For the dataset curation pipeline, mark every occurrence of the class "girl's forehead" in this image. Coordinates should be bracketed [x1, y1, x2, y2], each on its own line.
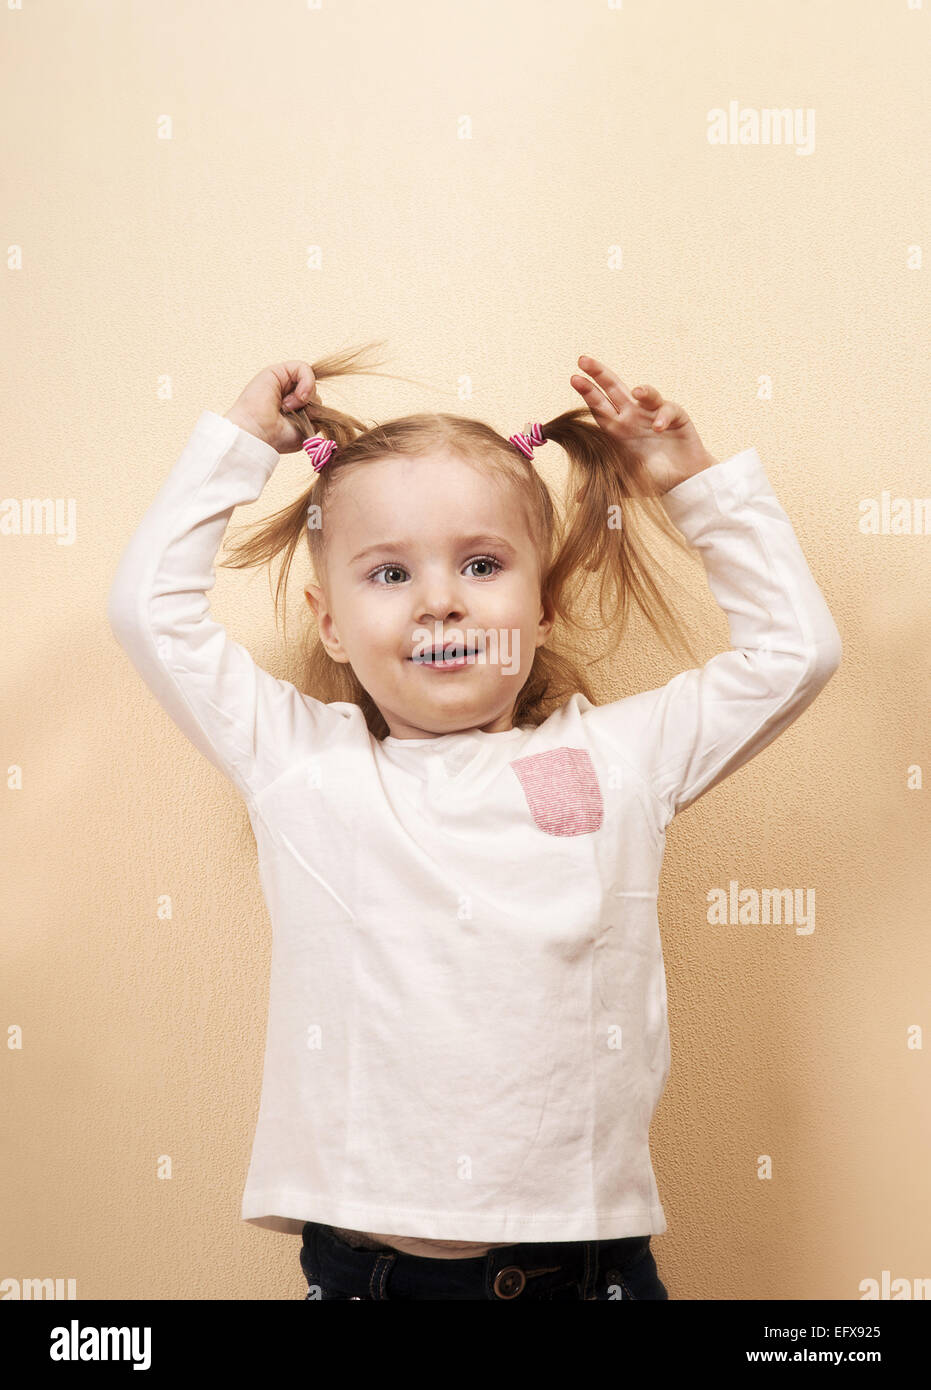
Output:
[324, 458, 534, 561]
[334, 451, 521, 509]
[358, 446, 499, 475]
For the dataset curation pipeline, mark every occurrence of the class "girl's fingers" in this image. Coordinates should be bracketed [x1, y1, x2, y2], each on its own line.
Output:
[574, 361, 685, 435]
[277, 359, 316, 409]
[577, 354, 635, 409]
[633, 384, 663, 406]
[653, 400, 685, 430]
[571, 374, 623, 426]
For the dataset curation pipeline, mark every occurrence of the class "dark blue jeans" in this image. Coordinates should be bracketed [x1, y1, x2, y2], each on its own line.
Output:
[300, 1221, 669, 1300]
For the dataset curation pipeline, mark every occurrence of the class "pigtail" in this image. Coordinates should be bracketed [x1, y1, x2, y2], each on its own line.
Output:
[219, 340, 423, 650]
[538, 408, 704, 670]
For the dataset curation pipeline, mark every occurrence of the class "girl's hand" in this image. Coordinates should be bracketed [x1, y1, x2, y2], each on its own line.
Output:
[570, 355, 717, 493]
[225, 361, 322, 454]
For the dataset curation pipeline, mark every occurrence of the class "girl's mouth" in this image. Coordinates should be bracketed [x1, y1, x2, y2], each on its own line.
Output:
[409, 647, 480, 669]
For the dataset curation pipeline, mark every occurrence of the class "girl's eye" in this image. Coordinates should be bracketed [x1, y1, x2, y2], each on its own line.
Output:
[465, 555, 503, 579]
[367, 554, 503, 585]
[368, 564, 408, 586]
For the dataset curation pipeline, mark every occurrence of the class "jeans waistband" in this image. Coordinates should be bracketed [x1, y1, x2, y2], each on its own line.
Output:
[304, 1220, 652, 1300]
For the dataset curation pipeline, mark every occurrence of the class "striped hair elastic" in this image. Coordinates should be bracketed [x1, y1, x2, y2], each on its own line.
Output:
[508, 422, 547, 459]
[302, 435, 337, 472]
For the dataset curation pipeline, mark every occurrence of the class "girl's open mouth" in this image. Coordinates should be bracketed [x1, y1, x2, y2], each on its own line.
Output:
[409, 648, 480, 669]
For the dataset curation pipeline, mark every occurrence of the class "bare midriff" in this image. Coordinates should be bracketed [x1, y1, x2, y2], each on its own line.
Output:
[331, 1227, 516, 1260]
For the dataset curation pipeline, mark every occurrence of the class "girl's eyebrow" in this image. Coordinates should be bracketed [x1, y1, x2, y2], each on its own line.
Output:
[349, 534, 518, 565]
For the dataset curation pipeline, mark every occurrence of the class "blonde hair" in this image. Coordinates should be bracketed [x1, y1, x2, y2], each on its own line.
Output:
[221, 341, 704, 741]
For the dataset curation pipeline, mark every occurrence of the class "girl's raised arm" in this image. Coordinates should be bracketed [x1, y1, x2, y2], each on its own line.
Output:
[106, 386, 349, 805]
[582, 445, 843, 829]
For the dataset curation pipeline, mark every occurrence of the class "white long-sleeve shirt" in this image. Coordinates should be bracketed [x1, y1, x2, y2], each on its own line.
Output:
[106, 410, 842, 1247]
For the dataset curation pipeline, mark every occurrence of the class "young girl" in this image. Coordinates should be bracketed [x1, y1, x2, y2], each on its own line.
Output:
[107, 347, 842, 1301]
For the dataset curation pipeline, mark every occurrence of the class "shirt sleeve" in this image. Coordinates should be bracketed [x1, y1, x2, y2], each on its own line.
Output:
[106, 409, 345, 802]
[581, 447, 843, 828]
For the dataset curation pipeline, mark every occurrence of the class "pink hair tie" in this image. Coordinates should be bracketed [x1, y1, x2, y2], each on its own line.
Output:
[508, 421, 546, 459]
[302, 435, 337, 472]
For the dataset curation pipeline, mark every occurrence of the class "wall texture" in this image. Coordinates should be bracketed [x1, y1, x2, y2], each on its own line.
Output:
[2, 0, 928, 1301]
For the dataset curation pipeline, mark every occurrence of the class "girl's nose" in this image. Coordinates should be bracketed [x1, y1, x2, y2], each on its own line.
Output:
[413, 577, 467, 625]
[415, 600, 465, 624]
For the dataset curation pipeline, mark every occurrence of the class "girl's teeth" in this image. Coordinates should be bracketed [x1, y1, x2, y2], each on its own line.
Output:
[415, 650, 475, 662]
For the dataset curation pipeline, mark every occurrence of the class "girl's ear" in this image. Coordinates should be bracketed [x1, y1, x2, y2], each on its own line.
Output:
[537, 590, 556, 642]
[304, 584, 321, 616]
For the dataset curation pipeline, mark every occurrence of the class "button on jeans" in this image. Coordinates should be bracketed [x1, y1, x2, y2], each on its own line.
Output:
[300, 1222, 669, 1300]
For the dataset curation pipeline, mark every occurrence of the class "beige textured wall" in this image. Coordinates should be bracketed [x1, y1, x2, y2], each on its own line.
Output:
[2, 0, 928, 1302]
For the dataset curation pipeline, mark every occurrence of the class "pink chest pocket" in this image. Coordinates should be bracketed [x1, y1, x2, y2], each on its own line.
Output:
[509, 746, 604, 836]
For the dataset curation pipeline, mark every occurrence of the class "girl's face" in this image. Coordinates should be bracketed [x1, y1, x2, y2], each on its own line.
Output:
[304, 450, 554, 740]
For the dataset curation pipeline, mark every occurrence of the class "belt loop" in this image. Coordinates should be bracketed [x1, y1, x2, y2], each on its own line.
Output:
[368, 1251, 397, 1300]
[582, 1241, 597, 1300]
